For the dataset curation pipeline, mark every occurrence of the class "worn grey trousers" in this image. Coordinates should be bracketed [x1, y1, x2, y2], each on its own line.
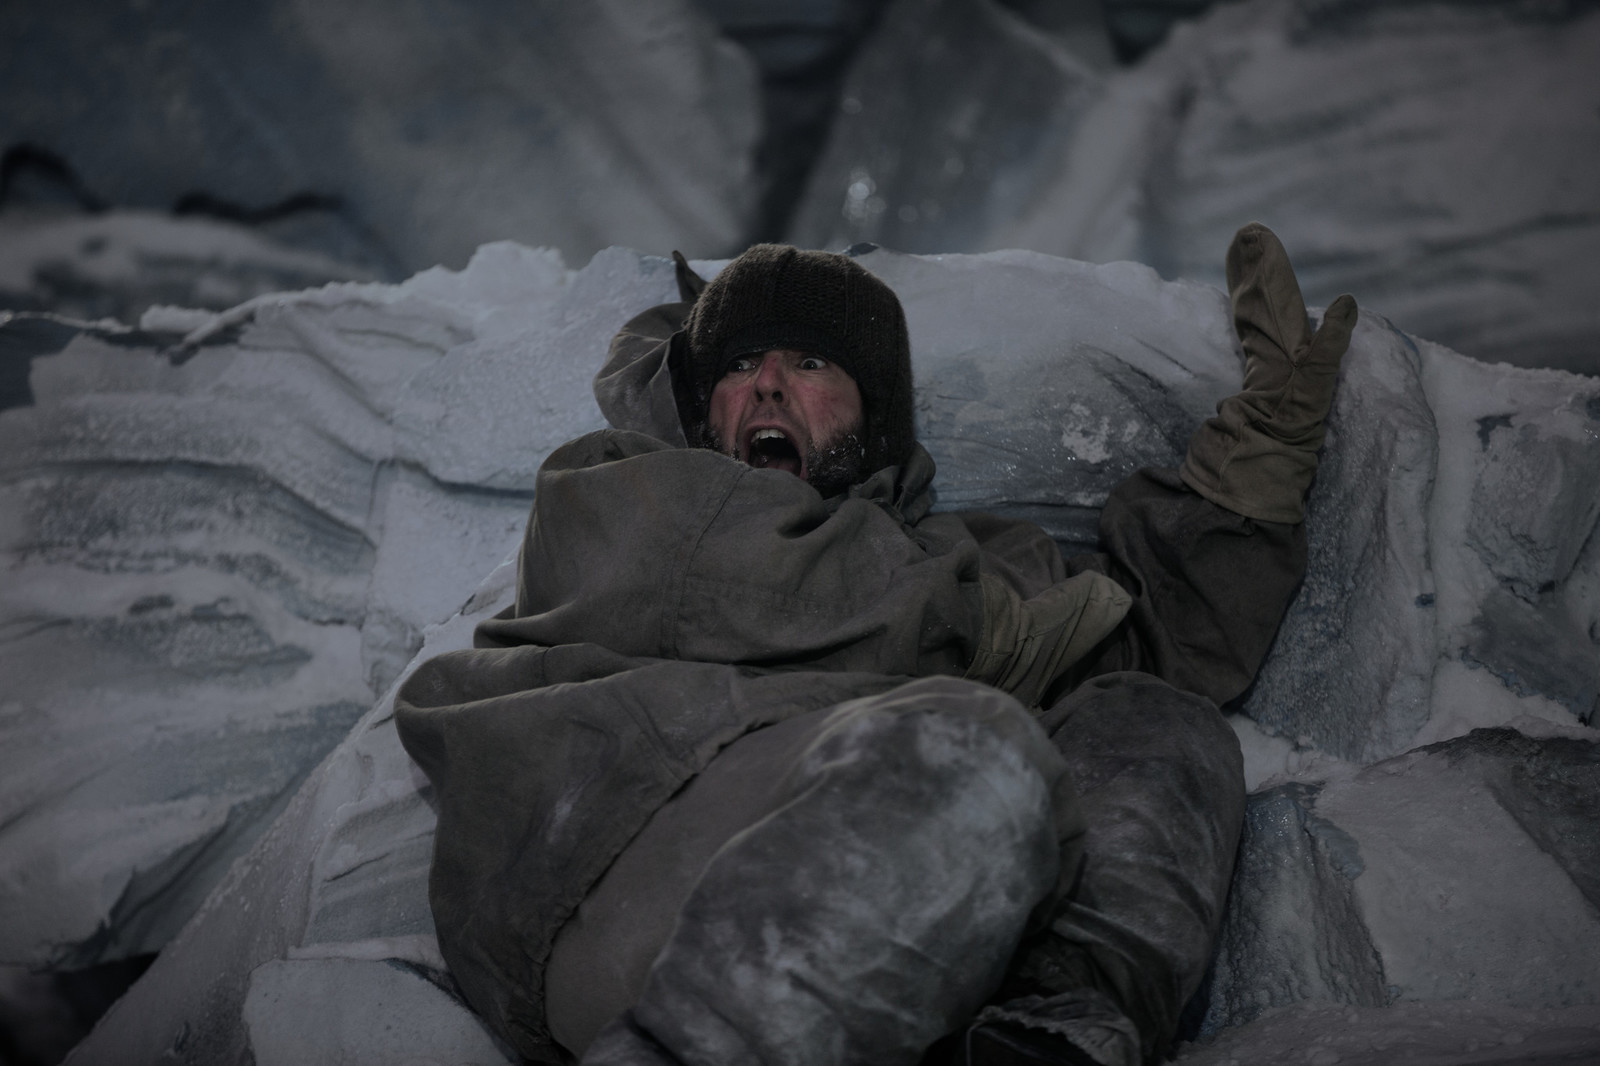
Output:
[987, 672, 1247, 1063]
[554, 672, 1243, 1066]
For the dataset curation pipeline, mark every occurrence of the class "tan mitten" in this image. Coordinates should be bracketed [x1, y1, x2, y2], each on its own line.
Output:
[965, 572, 1131, 710]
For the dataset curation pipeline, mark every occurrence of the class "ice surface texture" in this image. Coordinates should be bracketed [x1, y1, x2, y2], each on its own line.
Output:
[0, 0, 758, 272]
[3, 243, 1592, 1062]
[1201, 724, 1600, 1050]
[10, 0, 1595, 377]
[792, 0, 1600, 374]
[0, 243, 654, 971]
[0, 210, 377, 326]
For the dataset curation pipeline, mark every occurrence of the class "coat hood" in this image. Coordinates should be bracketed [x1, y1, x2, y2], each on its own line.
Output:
[593, 294, 936, 518]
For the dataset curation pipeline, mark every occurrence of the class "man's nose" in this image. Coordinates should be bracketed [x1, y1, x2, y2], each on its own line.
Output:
[752, 354, 787, 401]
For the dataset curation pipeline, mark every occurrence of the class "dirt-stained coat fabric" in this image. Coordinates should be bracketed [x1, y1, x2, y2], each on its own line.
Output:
[397, 430, 1129, 1062]
[494, 429, 991, 678]
[396, 298, 1309, 1063]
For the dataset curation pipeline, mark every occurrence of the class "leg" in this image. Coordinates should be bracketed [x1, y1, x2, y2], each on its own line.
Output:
[976, 671, 1245, 1066]
[582, 677, 1084, 1066]
[547, 707, 840, 1054]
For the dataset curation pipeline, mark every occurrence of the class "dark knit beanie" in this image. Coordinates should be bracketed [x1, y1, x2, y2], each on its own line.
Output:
[677, 244, 916, 476]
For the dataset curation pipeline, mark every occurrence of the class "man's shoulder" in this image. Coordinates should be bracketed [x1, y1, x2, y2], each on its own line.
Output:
[538, 432, 815, 517]
[547, 427, 675, 468]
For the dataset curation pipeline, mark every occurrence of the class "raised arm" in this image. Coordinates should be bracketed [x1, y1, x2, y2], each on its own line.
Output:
[591, 251, 708, 446]
[1061, 224, 1357, 706]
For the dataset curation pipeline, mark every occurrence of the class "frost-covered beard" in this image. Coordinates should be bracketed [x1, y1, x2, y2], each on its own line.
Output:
[704, 419, 867, 499]
[799, 425, 867, 499]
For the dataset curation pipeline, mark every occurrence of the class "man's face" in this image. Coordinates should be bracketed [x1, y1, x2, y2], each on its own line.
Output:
[706, 349, 865, 492]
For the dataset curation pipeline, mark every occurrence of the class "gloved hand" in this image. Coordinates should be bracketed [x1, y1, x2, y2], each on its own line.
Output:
[1178, 223, 1357, 524]
[963, 572, 1131, 711]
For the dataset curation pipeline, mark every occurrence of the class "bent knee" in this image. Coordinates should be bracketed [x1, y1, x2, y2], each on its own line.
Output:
[807, 676, 1070, 810]
[1044, 671, 1243, 780]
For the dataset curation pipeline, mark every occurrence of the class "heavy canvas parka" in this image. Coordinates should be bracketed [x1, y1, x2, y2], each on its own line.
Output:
[394, 300, 1307, 1063]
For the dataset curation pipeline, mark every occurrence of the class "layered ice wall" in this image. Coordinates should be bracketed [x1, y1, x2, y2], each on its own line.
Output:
[1, 244, 1594, 1062]
[0, 0, 759, 273]
[0, 244, 649, 972]
[8, 0, 1595, 378]
[0, 211, 378, 326]
[793, 0, 1600, 374]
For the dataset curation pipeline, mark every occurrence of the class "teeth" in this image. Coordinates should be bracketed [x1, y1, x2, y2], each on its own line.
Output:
[752, 428, 787, 441]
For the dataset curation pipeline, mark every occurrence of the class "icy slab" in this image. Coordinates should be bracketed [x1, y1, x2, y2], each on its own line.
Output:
[860, 247, 1241, 550]
[1244, 329, 1600, 762]
[18, 243, 1600, 1063]
[0, 0, 757, 272]
[1235, 312, 1441, 762]
[1204, 725, 1600, 1036]
[0, 244, 678, 970]
[1177, 998, 1600, 1066]
[787, 0, 1101, 257]
[795, 0, 1600, 375]
[68, 558, 518, 1065]
[1110, 0, 1600, 376]
[0, 209, 374, 326]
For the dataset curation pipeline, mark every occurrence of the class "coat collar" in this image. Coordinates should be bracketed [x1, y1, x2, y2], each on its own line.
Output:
[836, 442, 936, 527]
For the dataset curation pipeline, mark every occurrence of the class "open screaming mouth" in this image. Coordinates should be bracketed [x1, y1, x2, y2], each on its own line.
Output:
[747, 427, 802, 476]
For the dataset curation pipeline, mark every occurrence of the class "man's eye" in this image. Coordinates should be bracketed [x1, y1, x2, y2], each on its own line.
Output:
[799, 357, 827, 370]
[727, 357, 756, 374]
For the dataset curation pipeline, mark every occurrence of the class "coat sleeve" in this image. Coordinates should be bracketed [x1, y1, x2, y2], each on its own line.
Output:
[592, 300, 697, 446]
[1054, 466, 1307, 708]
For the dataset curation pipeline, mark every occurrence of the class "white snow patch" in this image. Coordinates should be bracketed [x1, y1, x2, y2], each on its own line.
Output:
[1060, 402, 1114, 463]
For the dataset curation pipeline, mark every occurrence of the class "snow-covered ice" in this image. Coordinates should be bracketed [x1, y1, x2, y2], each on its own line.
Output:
[0, 209, 375, 327]
[0, 242, 644, 971]
[1, 243, 1592, 1063]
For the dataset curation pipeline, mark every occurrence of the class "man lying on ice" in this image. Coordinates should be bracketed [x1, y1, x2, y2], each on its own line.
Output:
[395, 225, 1357, 1066]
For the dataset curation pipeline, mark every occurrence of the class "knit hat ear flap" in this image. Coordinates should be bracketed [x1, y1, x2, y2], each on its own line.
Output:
[681, 244, 916, 476]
